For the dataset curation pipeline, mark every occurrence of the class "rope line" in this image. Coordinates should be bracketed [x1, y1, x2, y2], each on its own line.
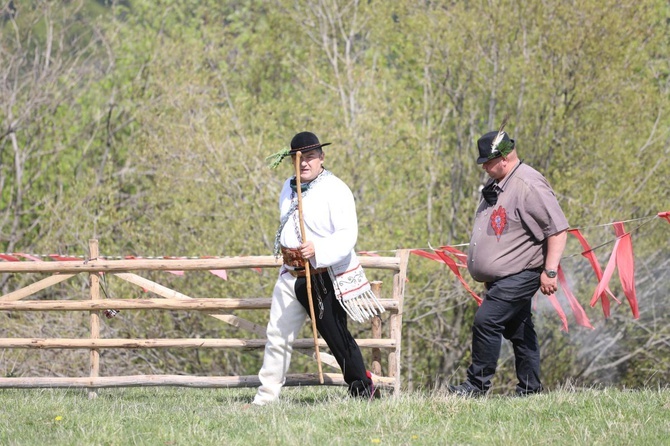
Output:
[562, 215, 658, 259]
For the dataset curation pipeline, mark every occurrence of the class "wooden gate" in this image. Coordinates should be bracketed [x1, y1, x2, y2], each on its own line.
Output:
[0, 240, 410, 397]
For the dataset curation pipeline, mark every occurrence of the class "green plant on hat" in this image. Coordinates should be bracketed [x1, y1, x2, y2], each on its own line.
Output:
[489, 139, 514, 159]
[265, 147, 291, 169]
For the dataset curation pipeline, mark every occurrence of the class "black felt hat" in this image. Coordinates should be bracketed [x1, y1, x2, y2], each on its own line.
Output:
[476, 131, 515, 164]
[289, 131, 331, 155]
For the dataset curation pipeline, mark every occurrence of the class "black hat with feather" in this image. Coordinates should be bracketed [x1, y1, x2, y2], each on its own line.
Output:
[476, 117, 515, 164]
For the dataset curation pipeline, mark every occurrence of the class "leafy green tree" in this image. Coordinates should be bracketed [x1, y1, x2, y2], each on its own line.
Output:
[0, 0, 667, 390]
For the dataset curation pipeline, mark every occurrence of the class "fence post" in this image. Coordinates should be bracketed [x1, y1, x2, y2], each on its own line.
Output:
[389, 249, 410, 395]
[370, 281, 382, 376]
[88, 239, 100, 399]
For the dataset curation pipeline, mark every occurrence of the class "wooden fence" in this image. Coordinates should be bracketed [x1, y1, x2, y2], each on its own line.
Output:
[0, 240, 410, 397]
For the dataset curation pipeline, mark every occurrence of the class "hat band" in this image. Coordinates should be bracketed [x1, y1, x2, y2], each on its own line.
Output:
[293, 142, 321, 151]
[290, 141, 331, 152]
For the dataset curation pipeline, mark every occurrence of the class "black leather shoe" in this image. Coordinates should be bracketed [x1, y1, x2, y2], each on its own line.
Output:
[447, 382, 488, 397]
[349, 371, 381, 401]
[515, 385, 543, 397]
[349, 380, 380, 401]
[367, 380, 381, 400]
[366, 370, 381, 400]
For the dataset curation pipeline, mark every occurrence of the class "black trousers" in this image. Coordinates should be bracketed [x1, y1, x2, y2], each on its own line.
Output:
[467, 268, 542, 393]
[294, 271, 372, 395]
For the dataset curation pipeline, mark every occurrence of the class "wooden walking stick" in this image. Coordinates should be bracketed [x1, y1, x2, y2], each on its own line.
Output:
[294, 151, 325, 384]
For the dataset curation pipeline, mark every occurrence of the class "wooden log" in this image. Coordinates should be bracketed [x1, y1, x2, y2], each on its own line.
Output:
[114, 272, 267, 334]
[89, 239, 101, 399]
[113, 272, 342, 370]
[0, 255, 400, 273]
[389, 249, 410, 394]
[0, 373, 396, 389]
[0, 298, 271, 311]
[370, 281, 383, 376]
[0, 298, 398, 311]
[0, 273, 76, 301]
[0, 337, 397, 349]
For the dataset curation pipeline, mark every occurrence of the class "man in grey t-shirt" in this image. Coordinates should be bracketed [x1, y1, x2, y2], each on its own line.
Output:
[448, 123, 568, 397]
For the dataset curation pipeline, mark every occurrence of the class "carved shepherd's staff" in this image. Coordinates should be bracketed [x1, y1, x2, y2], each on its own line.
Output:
[294, 151, 324, 384]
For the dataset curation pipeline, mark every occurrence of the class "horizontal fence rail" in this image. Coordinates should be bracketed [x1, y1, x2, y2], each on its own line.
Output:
[0, 256, 403, 273]
[0, 298, 399, 311]
[0, 373, 397, 390]
[0, 240, 410, 396]
[0, 339, 397, 349]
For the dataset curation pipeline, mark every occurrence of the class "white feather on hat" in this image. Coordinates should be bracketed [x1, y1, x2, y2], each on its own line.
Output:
[490, 116, 508, 156]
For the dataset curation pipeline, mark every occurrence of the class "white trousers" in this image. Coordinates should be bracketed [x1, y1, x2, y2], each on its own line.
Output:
[253, 270, 307, 406]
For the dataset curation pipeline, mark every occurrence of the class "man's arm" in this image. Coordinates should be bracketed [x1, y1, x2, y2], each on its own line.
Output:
[540, 229, 568, 295]
[310, 179, 358, 268]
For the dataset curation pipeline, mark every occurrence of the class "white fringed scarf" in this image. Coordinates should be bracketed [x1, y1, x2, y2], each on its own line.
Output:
[328, 254, 385, 323]
[274, 170, 383, 323]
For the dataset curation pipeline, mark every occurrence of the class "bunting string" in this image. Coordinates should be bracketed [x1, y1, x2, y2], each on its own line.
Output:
[1, 211, 667, 331]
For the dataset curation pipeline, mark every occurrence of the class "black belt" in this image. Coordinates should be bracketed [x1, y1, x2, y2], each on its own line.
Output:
[287, 267, 329, 278]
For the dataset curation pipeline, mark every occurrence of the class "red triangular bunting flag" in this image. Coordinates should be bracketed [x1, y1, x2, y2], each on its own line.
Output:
[197, 256, 229, 281]
[544, 293, 569, 332]
[410, 248, 482, 305]
[209, 270, 228, 280]
[557, 266, 593, 329]
[162, 256, 185, 276]
[15, 253, 43, 261]
[590, 236, 622, 315]
[0, 254, 20, 261]
[49, 254, 81, 261]
[658, 211, 670, 224]
[612, 222, 639, 319]
[568, 229, 619, 317]
[437, 245, 468, 268]
[410, 249, 442, 262]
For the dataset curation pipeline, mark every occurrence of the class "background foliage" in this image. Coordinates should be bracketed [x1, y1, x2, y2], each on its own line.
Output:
[1, 0, 669, 392]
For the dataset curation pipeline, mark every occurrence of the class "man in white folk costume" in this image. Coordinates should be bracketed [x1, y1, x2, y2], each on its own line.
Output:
[252, 131, 383, 406]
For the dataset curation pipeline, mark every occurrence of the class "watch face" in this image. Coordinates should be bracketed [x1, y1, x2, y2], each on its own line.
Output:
[545, 270, 557, 278]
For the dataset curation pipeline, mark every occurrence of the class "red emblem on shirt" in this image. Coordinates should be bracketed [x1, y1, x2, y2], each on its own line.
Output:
[490, 207, 507, 241]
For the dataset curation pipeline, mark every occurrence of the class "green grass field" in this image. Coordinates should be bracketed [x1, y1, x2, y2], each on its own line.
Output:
[1, 385, 668, 446]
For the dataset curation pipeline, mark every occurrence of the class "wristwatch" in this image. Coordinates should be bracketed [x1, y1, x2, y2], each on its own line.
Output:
[544, 269, 558, 278]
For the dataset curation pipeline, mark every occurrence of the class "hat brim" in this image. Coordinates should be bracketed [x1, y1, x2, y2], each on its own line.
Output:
[477, 152, 502, 164]
[288, 142, 331, 155]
